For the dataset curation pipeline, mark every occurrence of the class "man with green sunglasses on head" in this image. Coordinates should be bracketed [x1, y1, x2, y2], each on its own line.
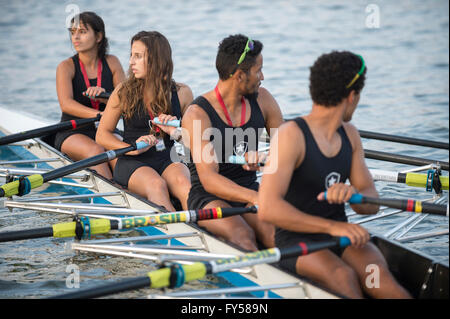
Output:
[182, 34, 283, 251]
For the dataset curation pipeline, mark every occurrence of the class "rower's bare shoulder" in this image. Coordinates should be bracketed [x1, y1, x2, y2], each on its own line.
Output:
[56, 58, 75, 77]
[256, 86, 277, 106]
[105, 55, 125, 75]
[278, 120, 304, 142]
[174, 82, 194, 111]
[342, 122, 362, 151]
[182, 102, 211, 126]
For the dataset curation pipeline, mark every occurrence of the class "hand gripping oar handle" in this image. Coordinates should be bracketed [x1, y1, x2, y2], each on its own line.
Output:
[323, 192, 448, 216]
[228, 155, 265, 166]
[0, 141, 148, 198]
[49, 236, 350, 299]
[151, 117, 180, 128]
[0, 115, 101, 146]
[0, 206, 257, 242]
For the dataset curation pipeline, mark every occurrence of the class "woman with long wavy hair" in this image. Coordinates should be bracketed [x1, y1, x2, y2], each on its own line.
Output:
[96, 31, 193, 211]
[55, 12, 125, 179]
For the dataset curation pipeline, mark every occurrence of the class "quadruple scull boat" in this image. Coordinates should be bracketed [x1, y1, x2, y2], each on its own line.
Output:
[0, 106, 448, 299]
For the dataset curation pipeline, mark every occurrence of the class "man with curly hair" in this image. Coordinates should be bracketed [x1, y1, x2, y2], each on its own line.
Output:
[258, 51, 411, 298]
[182, 34, 283, 251]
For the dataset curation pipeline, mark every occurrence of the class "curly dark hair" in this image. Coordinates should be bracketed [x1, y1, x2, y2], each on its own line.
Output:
[216, 34, 263, 80]
[309, 51, 367, 107]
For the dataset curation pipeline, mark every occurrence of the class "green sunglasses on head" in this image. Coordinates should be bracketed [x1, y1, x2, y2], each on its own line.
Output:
[346, 54, 365, 89]
[230, 37, 255, 77]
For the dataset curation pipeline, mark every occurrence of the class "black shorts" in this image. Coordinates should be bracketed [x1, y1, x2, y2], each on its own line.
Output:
[275, 230, 348, 274]
[187, 181, 259, 210]
[54, 125, 97, 151]
[113, 149, 179, 188]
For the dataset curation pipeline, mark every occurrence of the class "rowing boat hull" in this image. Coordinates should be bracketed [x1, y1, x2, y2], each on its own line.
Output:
[0, 106, 448, 299]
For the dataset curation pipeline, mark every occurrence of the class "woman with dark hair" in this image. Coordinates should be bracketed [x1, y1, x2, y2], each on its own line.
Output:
[55, 11, 125, 178]
[96, 31, 193, 211]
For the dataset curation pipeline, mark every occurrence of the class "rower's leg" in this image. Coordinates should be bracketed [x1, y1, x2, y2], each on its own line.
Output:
[341, 242, 412, 299]
[61, 134, 112, 179]
[242, 209, 275, 248]
[161, 163, 191, 210]
[294, 250, 364, 299]
[127, 166, 175, 211]
[198, 200, 258, 251]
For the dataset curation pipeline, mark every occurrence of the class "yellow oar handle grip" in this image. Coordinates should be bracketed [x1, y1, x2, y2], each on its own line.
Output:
[406, 173, 449, 190]
[0, 174, 43, 197]
[147, 263, 207, 289]
[52, 219, 111, 238]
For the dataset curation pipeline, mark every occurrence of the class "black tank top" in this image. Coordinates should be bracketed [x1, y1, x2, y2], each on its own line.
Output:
[189, 94, 266, 187]
[283, 117, 352, 221]
[60, 54, 114, 122]
[122, 85, 182, 155]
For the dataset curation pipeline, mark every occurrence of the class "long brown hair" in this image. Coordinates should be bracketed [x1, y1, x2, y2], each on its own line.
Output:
[118, 31, 175, 134]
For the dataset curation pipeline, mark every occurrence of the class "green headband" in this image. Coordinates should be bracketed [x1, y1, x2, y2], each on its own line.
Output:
[346, 55, 365, 89]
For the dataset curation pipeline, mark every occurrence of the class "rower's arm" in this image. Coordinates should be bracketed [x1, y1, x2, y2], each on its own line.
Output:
[257, 87, 284, 136]
[259, 122, 336, 233]
[176, 83, 194, 115]
[96, 85, 131, 152]
[56, 59, 100, 118]
[344, 123, 379, 215]
[182, 105, 258, 205]
[106, 55, 126, 88]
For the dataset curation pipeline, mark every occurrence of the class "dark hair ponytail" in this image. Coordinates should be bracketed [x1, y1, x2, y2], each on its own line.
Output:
[71, 11, 109, 59]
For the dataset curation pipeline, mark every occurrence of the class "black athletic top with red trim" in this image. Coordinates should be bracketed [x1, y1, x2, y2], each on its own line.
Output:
[188, 93, 266, 188]
[60, 54, 114, 122]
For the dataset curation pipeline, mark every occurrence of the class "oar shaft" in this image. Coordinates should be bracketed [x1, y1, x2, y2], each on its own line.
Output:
[0, 116, 100, 146]
[340, 193, 448, 216]
[0, 207, 255, 242]
[358, 130, 449, 150]
[0, 142, 148, 197]
[0, 227, 54, 242]
[364, 149, 449, 171]
[358, 196, 447, 216]
[50, 237, 350, 299]
[42, 144, 136, 182]
[49, 276, 150, 299]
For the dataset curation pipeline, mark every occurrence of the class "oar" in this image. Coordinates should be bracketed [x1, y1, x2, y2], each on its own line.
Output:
[358, 130, 449, 150]
[82, 92, 111, 99]
[370, 169, 449, 191]
[232, 147, 449, 172]
[364, 149, 449, 171]
[0, 114, 101, 146]
[0, 141, 148, 198]
[324, 192, 448, 216]
[260, 127, 449, 150]
[48, 236, 351, 299]
[0, 206, 257, 242]
[228, 155, 265, 166]
[151, 117, 180, 127]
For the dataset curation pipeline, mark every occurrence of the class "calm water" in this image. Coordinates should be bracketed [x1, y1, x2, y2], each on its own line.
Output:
[0, 0, 448, 298]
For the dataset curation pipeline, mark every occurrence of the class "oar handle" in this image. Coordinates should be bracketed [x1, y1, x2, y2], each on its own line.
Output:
[322, 191, 364, 204]
[228, 155, 265, 166]
[323, 192, 447, 216]
[151, 117, 180, 128]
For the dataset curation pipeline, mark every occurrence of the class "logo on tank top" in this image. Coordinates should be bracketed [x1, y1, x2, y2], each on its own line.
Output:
[234, 141, 248, 157]
[325, 172, 341, 189]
